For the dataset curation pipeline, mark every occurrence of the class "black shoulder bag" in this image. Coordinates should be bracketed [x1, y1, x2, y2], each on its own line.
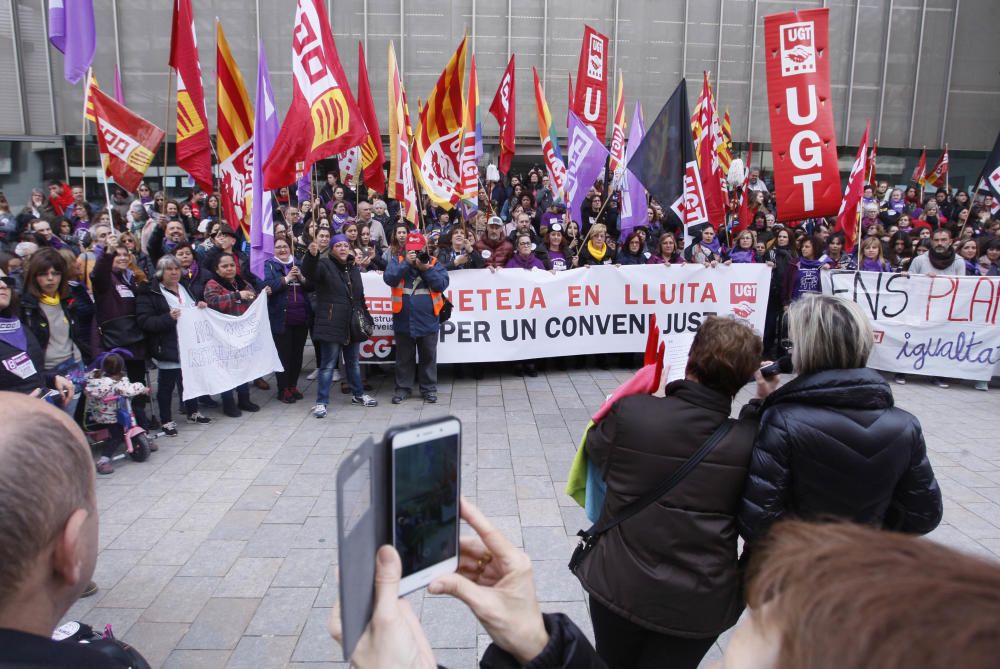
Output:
[568, 419, 735, 572]
[344, 269, 374, 343]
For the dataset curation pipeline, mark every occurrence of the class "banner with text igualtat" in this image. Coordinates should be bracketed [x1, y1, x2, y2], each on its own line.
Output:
[823, 271, 1000, 381]
[360, 265, 771, 364]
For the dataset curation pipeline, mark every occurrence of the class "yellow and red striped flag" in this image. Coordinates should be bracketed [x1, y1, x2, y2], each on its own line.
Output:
[84, 69, 100, 123]
[216, 20, 254, 238]
[388, 41, 418, 223]
[720, 107, 733, 173]
[412, 36, 467, 209]
[608, 71, 626, 178]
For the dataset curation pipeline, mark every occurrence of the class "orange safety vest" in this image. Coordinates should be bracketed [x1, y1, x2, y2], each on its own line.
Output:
[391, 256, 445, 316]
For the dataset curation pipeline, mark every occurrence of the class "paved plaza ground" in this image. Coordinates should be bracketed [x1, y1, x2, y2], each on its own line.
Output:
[62, 359, 1000, 668]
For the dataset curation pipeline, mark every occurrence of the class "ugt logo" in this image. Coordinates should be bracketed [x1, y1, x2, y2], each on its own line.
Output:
[731, 283, 757, 304]
[779, 21, 816, 76]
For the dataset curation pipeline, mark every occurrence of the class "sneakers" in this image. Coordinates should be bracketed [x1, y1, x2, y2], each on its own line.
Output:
[306, 369, 319, 381]
[352, 394, 378, 407]
[422, 393, 438, 404]
[391, 392, 410, 404]
[187, 412, 212, 424]
[81, 581, 98, 598]
[96, 457, 114, 475]
[894, 374, 907, 385]
[238, 399, 260, 412]
[199, 397, 220, 408]
[312, 404, 328, 419]
[932, 377, 950, 389]
[975, 380, 989, 391]
[162, 421, 178, 437]
[332, 369, 343, 382]
[290, 387, 304, 400]
[279, 388, 296, 404]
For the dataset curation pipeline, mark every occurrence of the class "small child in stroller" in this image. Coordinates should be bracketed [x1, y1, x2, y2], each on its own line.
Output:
[84, 353, 154, 475]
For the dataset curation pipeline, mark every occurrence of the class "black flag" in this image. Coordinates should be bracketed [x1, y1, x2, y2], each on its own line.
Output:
[627, 79, 708, 246]
[975, 130, 1000, 215]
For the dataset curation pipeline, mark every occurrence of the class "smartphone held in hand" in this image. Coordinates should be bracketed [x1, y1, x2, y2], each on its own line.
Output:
[390, 417, 461, 595]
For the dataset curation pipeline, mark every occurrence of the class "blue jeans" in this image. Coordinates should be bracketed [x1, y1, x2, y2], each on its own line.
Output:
[316, 341, 362, 405]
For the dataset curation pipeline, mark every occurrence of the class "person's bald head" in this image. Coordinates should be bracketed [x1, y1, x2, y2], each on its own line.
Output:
[0, 393, 97, 625]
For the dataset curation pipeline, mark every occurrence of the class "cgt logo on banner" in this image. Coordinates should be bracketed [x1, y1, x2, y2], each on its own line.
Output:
[823, 270, 1000, 381]
[764, 8, 841, 221]
[361, 265, 771, 364]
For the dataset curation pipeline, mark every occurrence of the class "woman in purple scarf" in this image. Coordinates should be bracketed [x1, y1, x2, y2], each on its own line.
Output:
[504, 234, 547, 270]
[859, 238, 892, 273]
[725, 230, 758, 264]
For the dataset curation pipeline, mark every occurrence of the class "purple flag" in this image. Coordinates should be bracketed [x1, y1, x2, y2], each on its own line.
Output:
[617, 101, 649, 241]
[251, 42, 279, 280]
[565, 112, 610, 227]
[296, 172, 311, 206]
[48, 0, 96, 85]
[114, 65, 124, 104]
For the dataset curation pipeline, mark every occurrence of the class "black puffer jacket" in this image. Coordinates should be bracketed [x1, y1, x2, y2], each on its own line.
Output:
[135, 282, 181, 363]
[301, 250, 363, 345]
[738, 368, 942, 542]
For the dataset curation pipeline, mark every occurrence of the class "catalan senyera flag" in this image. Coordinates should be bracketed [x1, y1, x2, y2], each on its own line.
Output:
[91, 86, 165, 193]
[357, 42, 386, 194]
[532, 67, 567, 201]
[458, 53, 481, 212]
[925, 146, 949, 188]
[170, 0, 213, 193]
[216, 20, 255, 238]
[413, 35, 468, 209]
[608, 72, 626, 178]
[263, 0, 367, 190]
[84, 69, 100, 123]
[388, 42, 418, 224]
[720, 108, 733, 173]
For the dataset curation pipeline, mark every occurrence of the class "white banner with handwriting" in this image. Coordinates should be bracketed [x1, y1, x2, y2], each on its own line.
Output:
[823, 270, 1000, 381]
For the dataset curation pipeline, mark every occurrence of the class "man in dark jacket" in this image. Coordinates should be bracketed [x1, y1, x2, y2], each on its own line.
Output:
[475, 216, 514, 269]
[576, 317, 766, 669]
[738, 294, 943, 543]
[302, 234, 377, 418]
[383, 232, 449, 404]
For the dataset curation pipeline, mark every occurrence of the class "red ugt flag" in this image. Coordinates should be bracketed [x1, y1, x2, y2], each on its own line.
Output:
[92, 87, 165, 194]
[489, 54, 516, 174]
[571, 25, 609, 143]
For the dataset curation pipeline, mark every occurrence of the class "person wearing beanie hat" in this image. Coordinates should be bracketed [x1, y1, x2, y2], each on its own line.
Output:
[383, 231, 450, 404]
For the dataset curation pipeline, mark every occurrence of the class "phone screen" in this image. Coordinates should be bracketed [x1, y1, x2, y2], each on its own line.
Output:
[391, 418, 460, 593]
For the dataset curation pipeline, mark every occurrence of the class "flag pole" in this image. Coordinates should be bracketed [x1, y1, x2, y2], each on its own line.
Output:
[81, 69, 89, 194]
[163, 68, 173, 187]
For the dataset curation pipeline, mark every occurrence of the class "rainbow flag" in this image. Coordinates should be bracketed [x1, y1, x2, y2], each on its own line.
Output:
[532, 67, 566, 202]
[413, 36, 467, 209]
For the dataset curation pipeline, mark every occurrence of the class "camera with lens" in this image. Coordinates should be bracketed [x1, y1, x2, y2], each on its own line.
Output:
[416, 251, 431, 264]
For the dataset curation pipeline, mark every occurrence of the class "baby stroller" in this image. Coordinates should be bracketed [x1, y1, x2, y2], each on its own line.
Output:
[83, 394, 152, 462]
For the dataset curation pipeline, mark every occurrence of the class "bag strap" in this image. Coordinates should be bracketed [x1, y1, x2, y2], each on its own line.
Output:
[581, 418, 735, 542]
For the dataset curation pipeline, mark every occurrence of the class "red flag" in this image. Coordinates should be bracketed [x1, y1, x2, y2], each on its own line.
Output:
[694, 73, 727, 229]
[571, 25, 609, 142]
[735, 144, 754, 234]
[356, 42, 386, 194]
[925, 146, 949, 188]
[912, 148, 927, 185]
[91, 87, 165, 194]
[263, 0, 366, 190]
[866, 139, 878, 189]
[764, 9, 841, 221]
[834, 122, 870, 251]
[489, 54, 516, 174]
[169, 0, 213, 193]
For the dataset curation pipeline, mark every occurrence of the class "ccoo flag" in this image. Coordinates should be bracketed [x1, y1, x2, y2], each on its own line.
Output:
[532, 67, 567, 202]
[924, 146, 949, 188]
[170, 0, 214, 193]
[489, 54, 516, 175]
[356, 42, 386, 195]
[263, 0, 366, 189]
[91, 87, 165, 193]
[216, 20, 255, 239]
[250, 42, 279, 279]
[628, 78, 708, 246]
[834, 121, 870, 252]
[413, 36, 468, 209]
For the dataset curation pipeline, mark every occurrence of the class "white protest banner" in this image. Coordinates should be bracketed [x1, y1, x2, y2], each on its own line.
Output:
[823, 270, 1000, 381]
[361, 264, 771, 364]
[177, 294, 283, 400]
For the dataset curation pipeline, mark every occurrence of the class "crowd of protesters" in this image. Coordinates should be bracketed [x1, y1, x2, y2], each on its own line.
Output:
[0, 162, 997, 476]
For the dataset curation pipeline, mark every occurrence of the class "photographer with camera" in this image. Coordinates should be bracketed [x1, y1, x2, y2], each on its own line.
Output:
[384, 232, 449, 405]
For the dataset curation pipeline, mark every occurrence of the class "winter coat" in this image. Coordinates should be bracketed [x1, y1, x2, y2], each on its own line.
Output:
[577, 381, 760, 637]
[475, 235, 514, 268]
[264, 257, 311, 334]
[135, 282, 185, 363]
[382, 255, 450, 337]
[738, 368, 943, 542]
[20, 292, 92, 364]
[480, 613, 605, 669]
[301, 251, 364, 345]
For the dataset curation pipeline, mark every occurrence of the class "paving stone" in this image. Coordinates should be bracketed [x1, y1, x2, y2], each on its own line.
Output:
[98, 565, 179, 609]
[142, 576, 221, 623]
[265, 496, 318, 524]
[178, 540, 247, 577]
[245, 587, 318, 636]
[178, 598, 260, 650]
[242, 523, 302, 558]
[225, 635, 298, 669]
[421, 595, 478, 648]
[163, 650, 232, 668]
[214, 557, 283, 598]
[121, 622, 190, 669]
[272, 548, 337, 587]
[291, 607, 340, 662]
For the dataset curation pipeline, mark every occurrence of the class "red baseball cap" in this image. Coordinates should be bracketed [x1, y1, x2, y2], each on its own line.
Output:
[405, 232, 427, 251]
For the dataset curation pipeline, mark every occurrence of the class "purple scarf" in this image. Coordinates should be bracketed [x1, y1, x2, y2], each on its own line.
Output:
[0, 317, 27, 351]
[861, 258, 889, 272]
[506, 253, 544, 270]
[729, 249, 756, 263]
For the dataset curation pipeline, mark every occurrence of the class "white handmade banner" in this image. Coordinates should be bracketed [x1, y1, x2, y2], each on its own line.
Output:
[177, 294, 283, 400]
[361, 264, 771, 364]
[823, 270, 1000, 381]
